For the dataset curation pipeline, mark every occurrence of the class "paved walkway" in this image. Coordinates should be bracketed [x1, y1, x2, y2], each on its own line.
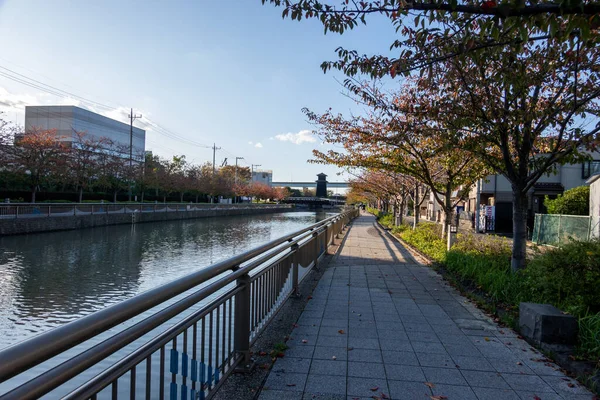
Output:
[259, 214, 594, 400]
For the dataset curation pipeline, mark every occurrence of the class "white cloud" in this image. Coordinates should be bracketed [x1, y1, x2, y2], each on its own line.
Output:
[274, 130, 316, 145]
[254, 142, 263, 148]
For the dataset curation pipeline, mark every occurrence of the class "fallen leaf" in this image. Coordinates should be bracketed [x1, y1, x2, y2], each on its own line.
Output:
[338, 330, 345, 334]
[567, 383, 575, 388]
[332, 356, 337, 360]
[370, 386, 379, 391]
[533, 396, 541, 400]
[307, 296, 313, 300]
[506, 342, 512, 345]
[292, 323, 299, 328]
[424, 382, 435, 388]
[259, 364, 270, 370]
[516, 362, 523, 365]
[277, 352, 285, 358]
[430, 396, 448, 400]
[347, 347, 354, 351]
[381, 393, 390, 399]
[484, 337, 490, 342]
[258, 351, 267, 356]
[286, 383, 296, 387]
[301, 339, 308, 344]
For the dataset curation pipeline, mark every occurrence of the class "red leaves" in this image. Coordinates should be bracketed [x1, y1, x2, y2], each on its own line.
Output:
[338, 329, 346, 334]
[424, 382, 435, 388]
[481, 0, 496, 11]
[258, 351, 267, 356]
[370, 386, 379, 391]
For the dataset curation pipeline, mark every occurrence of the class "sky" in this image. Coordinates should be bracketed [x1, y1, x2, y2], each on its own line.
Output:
[0, 0, 398, 187]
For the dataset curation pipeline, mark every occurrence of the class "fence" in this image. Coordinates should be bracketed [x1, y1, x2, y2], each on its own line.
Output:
[0, 203, 291, 219]
[0, 208, 359, 400]
[532, 213, 600, 246]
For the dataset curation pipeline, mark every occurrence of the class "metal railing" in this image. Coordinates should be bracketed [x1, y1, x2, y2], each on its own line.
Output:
[0, 203, 291, 219]
[0, 208, 359, 400]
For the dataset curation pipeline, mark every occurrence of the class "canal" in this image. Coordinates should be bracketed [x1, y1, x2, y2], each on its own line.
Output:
[0, 210, 333, 352]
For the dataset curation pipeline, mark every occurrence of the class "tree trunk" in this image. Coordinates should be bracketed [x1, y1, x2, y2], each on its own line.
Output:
[442, 185, 452, 239]
[195, 194, 199, 203]
[413, 185, 419, 230]
[141, 191, 145, 203]
[113, 191, 117, 203]
[398, 200, 405, 225]
[163, 195, 167, 203]
[78, 187, 83, 203]
[511, 188, 529, 271]
[31, 186, 37, 203]
[180, 192, 184, 202]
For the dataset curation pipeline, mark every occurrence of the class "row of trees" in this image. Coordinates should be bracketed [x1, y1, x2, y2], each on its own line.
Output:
[0, 122, 291, 203]
[264, 0, 600, 270]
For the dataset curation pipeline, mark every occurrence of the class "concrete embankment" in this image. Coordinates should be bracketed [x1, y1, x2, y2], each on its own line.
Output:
[0, 205, 293, 236]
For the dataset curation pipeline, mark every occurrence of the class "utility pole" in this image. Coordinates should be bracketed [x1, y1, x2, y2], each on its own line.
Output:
[234, 157, 244, 203]
[212, 143, 221, 175]
[128, 108, 142, 201]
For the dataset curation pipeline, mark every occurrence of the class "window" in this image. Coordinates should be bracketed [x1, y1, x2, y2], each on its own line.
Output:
[582, 160, 600, 179]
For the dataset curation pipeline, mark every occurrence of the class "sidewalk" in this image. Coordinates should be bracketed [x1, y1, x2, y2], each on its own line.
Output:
[258, 214, 594, 400]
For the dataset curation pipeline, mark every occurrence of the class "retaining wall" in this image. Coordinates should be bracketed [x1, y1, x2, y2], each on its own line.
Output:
[0, 205, 293, 236]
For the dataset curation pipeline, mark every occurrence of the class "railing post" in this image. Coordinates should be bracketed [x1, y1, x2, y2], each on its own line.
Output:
[48, 206, 51, 217]
[291, 243, 300, 297]
[234, 272, 253, 372]
[313, 231, 319, 270]
[15, 206, 18, 219]
[91, 205, 94, 215]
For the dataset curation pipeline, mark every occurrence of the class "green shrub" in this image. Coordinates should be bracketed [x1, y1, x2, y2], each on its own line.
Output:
[545, 186, 590, 215]
[400, 223, 446, 262]
[379, 213, 394, 228]
[578, 313, 600, 362]
[391, 224, 410, 235]
[523, 240, 600, 315]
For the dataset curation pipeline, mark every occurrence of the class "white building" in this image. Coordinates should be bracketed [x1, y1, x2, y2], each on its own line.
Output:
[587, 174, 600, 239]
[252, 169, 272, 185]
[466, 153, 600, 233]
[24, 106, 145, 161]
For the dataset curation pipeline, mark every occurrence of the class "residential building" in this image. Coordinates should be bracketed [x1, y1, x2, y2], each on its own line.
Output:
[466, 151, 600, 233]
[24, 105, 145, 161]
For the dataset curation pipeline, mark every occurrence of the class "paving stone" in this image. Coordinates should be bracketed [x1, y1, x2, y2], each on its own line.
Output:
[382, 350, 419, 366]
[305, 374, 346, 395]
[259, 389, 303, 400]
[460, 370, 510, 389]
[379, 338, 414, 352]
[387, 380, 432, 400]
[312, 346, 347, 361]
[346, 377, 389, 398]
[272, 357, 312, 374]
[347, 348, 382, 363]
[502, 374, 556, 393]
[347, 361, 386, 378]
[321, 319, 349, 328]
[310, 359, 347, 376]
[431, 384, 478, 400]
[348, 337, 380, 350]
[471, 387, 521, 400]
[410, 341, 447, 354]
[264, 371, 307, 392]
[422, 366, 467, 385]
[302, 393, 345, 400]
[451, 355, 495, 371]
[384, 364, 426, 381]
[317, 335, 347, 347]
[415, 352, 456, 368]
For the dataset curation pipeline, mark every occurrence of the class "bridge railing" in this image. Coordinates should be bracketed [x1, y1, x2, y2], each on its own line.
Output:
[0, 208, 360, 400]
[0, 203, 291, 219]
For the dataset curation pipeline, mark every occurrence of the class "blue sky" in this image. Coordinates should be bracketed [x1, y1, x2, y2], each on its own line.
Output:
[0, 0, 396, 185]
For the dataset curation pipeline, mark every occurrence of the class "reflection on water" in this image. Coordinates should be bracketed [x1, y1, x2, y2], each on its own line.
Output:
[0, 211, 331, 350]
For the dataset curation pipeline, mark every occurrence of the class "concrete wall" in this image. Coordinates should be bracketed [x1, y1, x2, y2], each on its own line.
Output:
[0, 205, 293, 236]
[590, 176, 600, 218]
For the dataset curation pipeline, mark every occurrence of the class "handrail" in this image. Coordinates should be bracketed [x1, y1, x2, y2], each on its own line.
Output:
[0, 209, 359, 400]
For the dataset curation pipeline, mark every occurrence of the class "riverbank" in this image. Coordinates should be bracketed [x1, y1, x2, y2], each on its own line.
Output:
[0, 203, 293, 236]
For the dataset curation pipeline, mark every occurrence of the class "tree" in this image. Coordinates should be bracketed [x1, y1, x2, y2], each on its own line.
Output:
[68, 131, 110, 203]
[95, 141, 129, 202]
[263, 0, 600, 270]
[308, 82, 488, 236]
[272, 186, 291, 201]
[7, 129, 68, 202]
[545, 186, 590, 215]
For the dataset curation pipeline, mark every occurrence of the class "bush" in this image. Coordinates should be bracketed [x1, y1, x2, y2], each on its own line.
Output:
[545, 185, 590, 215]
[523, 240, 600, 315]
[400, 223, 446, 262]
[379, 213, 394, 228]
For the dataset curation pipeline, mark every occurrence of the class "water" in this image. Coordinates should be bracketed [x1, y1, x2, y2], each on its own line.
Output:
[0, 211, 332, 351]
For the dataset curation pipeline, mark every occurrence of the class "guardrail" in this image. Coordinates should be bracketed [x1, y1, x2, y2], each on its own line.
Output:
[0, 208, 359, 400]
[0, 203, 291, 219]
